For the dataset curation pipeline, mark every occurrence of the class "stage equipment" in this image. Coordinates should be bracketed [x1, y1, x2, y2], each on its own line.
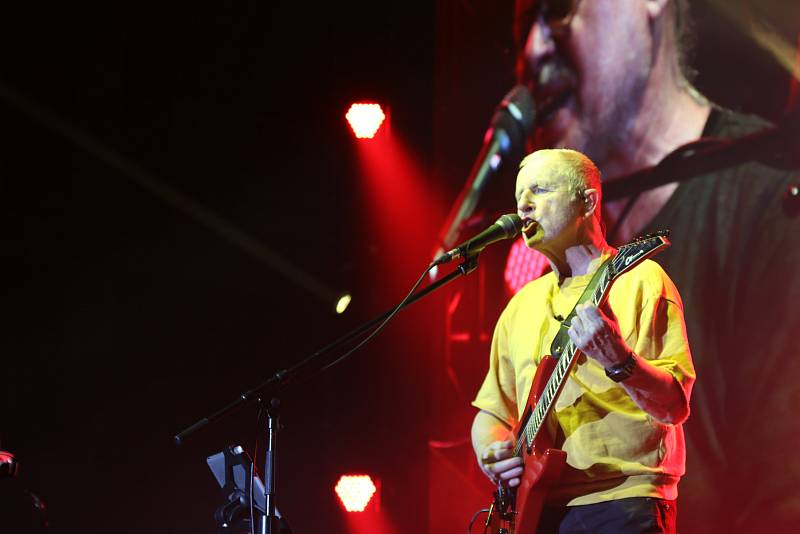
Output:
[207, 445, 292, 534]
[335, 293, 352, 314]
[432, 85, 535, 266]
[175, 213, 521, 534]
[0, 452, 49, 531]
[346, 103, 386, 139]
[0, 450, 19, 478]
[334, 474, 379, 512]
[432, 214, 523, 266]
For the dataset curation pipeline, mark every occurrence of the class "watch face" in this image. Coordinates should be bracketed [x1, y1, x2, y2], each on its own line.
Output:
[605, 355, 635, 382]
[607, 368, 629, 382]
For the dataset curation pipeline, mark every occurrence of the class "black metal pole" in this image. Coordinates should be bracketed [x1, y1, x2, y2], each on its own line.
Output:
[261, 398, 279, 534]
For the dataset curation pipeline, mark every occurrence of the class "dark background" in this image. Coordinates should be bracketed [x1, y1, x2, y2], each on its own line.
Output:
[5, 1, 438, 532]
[3, 1, 798, 532]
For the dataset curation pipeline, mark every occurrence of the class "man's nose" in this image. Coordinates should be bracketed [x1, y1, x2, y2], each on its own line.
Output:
[517, 196, 534, 217]
[519, 16, 558, 79]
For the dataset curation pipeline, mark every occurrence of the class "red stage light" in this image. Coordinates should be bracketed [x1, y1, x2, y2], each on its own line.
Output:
[335, 474, 378, 512]
[504, 238, 550, 294]
[345, 103, 386, 139]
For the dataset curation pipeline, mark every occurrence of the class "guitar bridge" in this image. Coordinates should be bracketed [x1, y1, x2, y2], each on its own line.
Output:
[494, 487, 517, 522]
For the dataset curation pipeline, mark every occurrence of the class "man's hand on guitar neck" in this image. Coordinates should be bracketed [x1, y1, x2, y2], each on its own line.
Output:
[567, 302, 692, 425]
[567, 302, 631, 370]
[472, 410, 523, 487]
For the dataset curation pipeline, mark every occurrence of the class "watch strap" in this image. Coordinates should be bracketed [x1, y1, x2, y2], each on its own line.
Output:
[604, 353, 637, 382]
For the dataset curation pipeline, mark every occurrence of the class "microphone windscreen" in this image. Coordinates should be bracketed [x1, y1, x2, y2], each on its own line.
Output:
[495, 213, 524, 237]
[491, 85, 536, 155]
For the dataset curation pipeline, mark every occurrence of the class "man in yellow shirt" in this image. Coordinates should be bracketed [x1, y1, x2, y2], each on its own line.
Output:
[471, 149, 695, 533]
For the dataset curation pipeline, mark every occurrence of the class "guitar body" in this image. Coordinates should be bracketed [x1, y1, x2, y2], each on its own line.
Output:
[513, 355, 567, 533]
[488, 356, 567, 534]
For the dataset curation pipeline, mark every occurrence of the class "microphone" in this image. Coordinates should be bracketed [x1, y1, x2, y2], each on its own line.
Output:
[432, 214, 523, 266]
[434, 86, 535, 260]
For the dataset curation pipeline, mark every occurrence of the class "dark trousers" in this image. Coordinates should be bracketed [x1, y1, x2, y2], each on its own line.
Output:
[537, 497, 677, 534]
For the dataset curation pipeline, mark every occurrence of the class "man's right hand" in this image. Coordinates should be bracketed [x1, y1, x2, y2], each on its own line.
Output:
[479, 440, 524, 487]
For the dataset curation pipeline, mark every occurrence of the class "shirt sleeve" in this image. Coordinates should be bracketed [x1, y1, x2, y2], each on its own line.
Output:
[471, 308, 519, 428]
[615, 261, 696, 401]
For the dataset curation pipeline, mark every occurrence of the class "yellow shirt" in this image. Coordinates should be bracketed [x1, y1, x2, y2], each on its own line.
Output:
[472, 256, 695, 506]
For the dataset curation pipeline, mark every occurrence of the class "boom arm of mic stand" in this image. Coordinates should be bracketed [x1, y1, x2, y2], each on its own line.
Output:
[173, 256, 480, 445]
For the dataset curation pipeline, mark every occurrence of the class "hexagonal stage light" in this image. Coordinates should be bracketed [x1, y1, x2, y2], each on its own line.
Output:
[345, 103, 386, 139]
[334, 474, 379, 512]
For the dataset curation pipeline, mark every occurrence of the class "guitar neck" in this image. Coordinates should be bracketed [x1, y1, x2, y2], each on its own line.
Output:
[513, 263, 615, 457]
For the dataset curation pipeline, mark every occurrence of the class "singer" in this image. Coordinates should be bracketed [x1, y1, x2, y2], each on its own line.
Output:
[470, 149, 695, 533]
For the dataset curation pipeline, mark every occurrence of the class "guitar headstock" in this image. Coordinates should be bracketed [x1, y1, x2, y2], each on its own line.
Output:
[611, 230, 671, 277]
[634, 229, 671, 242]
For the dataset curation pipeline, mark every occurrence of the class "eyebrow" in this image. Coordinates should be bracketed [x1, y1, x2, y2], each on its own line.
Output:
[515, 181, 554, 200]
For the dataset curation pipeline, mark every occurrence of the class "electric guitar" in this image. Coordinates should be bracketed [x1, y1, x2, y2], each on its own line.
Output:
[483, 231, 671, 534]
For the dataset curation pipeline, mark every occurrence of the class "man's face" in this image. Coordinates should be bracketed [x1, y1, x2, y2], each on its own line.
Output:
[516, 0, 654, 163]
[515, 154, 584, 252]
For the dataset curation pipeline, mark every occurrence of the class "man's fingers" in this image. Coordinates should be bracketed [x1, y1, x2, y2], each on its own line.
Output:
[569, 314, 584, 337]
[577, 303, 603, 325]
[482, 440, 514, 462]
[485, 458, 523, 488]
[498, 465, 524, 481]
[486, 456, 523, 475]
[483, 448, 513, 463]
[567, 325, 580, 346]
[575, 303, 590, 320]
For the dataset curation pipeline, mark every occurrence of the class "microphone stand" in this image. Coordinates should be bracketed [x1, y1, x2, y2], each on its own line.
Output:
[174, 256, 480, 534]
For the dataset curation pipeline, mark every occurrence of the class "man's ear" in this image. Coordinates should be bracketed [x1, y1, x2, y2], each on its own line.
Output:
[645, 0, 670, 21]
[582, 188, 599, 218]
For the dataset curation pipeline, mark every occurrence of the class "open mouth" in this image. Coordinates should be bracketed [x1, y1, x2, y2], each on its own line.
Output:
[537, 90, 572, 124]
[522, 219, 538, 236]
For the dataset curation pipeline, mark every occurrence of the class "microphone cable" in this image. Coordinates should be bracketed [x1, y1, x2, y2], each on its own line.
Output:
[319, 263, 434, 373]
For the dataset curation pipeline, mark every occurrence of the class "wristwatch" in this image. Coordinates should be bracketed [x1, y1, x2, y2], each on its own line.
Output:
[604, 354, 637, 382]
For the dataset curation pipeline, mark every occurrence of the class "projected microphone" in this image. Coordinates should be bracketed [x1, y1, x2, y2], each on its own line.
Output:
[434, 86, 535, 264]
[432, 214, 523, 266]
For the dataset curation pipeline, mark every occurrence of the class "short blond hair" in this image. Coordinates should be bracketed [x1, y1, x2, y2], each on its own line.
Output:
[518, 149, 605, 233]
[519, 148, 601, 199]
